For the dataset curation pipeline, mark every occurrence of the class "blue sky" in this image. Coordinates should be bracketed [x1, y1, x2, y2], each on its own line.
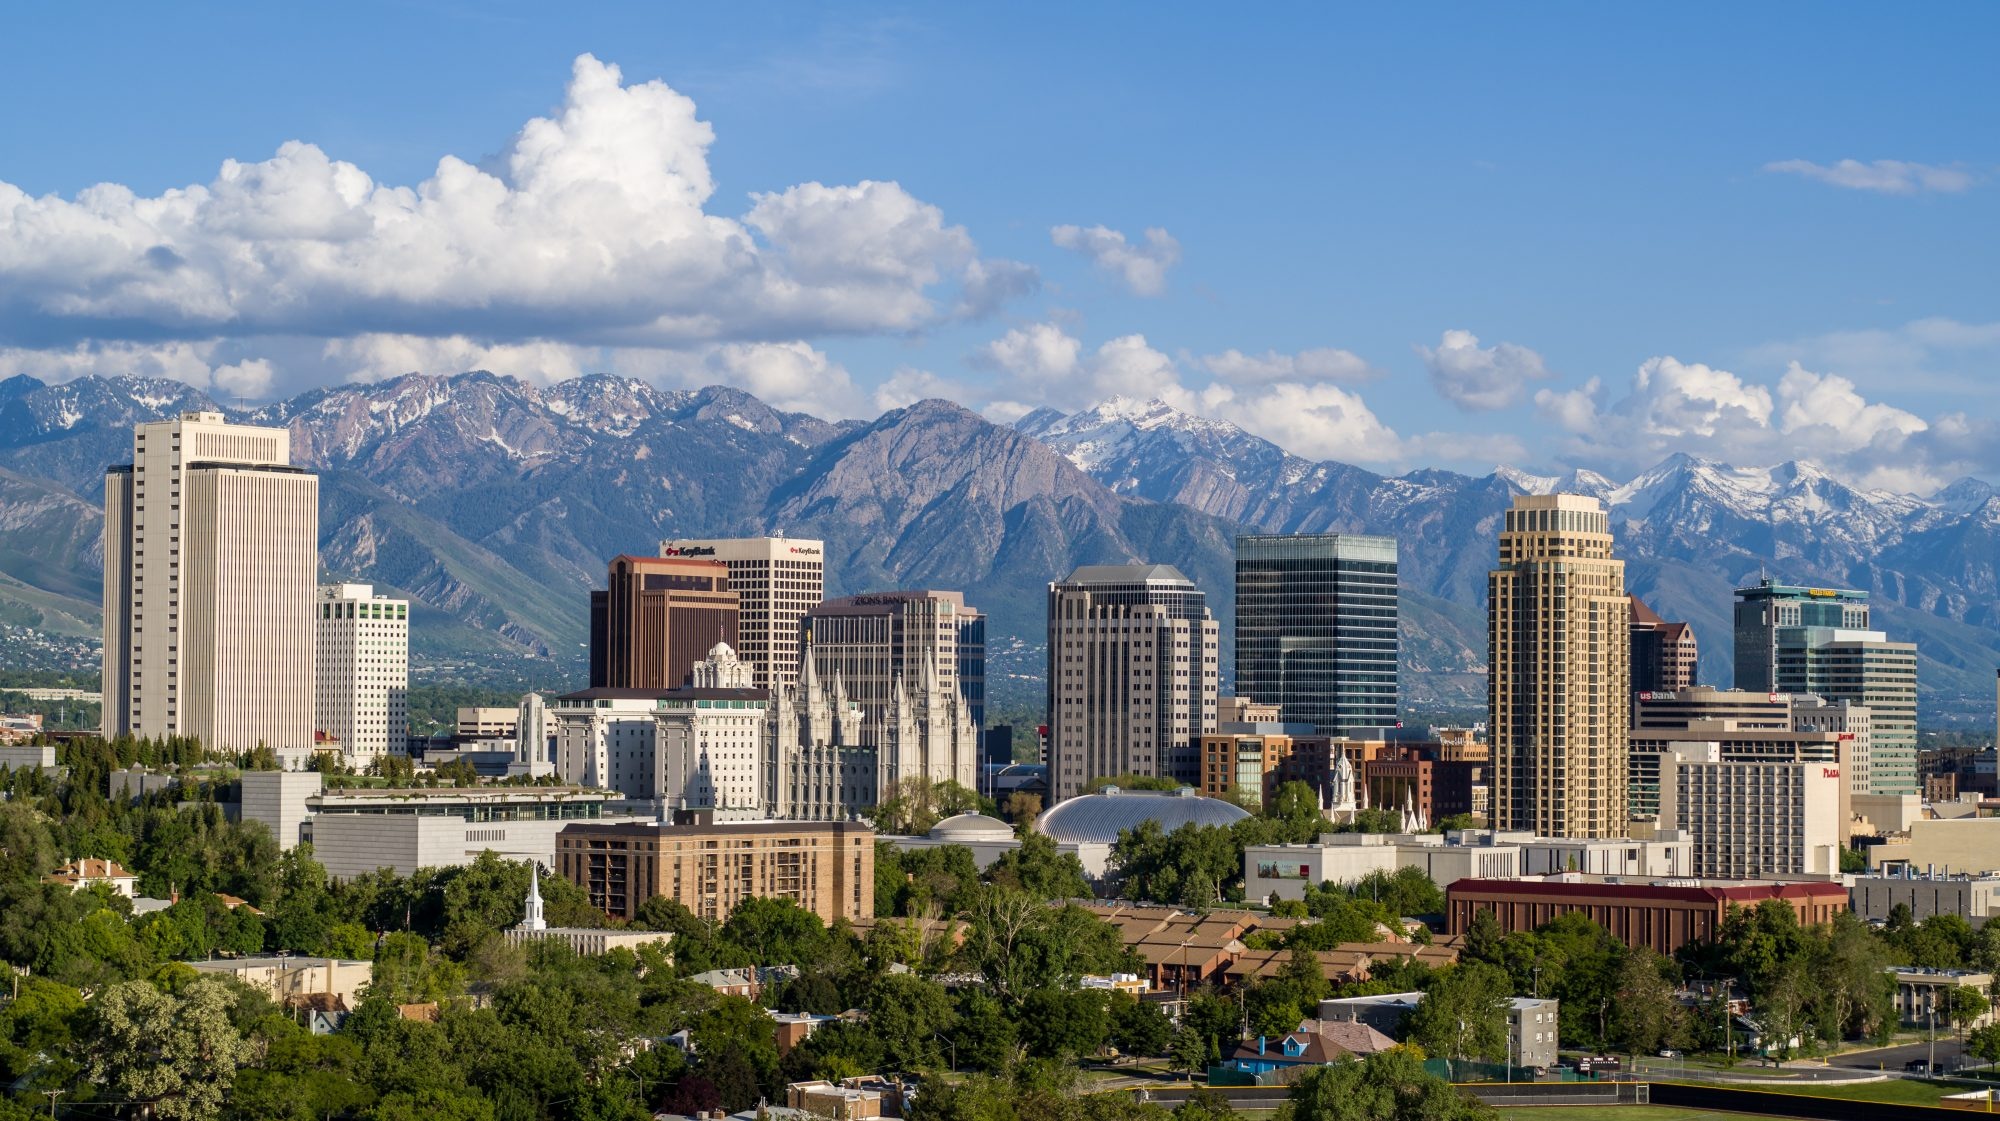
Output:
[2, 4, 1995, 488]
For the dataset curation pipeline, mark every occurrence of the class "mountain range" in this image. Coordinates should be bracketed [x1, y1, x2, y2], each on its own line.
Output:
[2, 373, 1996, 722]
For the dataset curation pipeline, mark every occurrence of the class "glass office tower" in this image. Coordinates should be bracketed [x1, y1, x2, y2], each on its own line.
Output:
[1234, 534, 1399, 736]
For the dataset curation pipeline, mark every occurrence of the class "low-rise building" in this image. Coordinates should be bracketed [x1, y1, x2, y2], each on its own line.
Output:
[185, 956, 373, 1009]
[1314, 992, 1557, 1070]
[1245, 832, 1522, 903]
[239, 772, 636, 878]
[0, 744, 56, 769]
[788, 1077, 902, 1120]
[1854, 872, 2000, 929]
[1447, 876, 1850, 954]
[689, 966, 800, 1001]
[501, 863, 672, 957]
[1868, 818, 2000, 875]
[1218, 1019, 1398, 1080]
[1243, 829, 1691, 904]
[557, 817, 874, 925]
[1510, 997, 1560, 1070]
[1889, 967, 1998, 1030]
[43, 858, 138, 897]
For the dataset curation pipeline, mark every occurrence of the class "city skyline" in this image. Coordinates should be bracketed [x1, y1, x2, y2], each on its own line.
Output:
[1, 8, 1996, 491]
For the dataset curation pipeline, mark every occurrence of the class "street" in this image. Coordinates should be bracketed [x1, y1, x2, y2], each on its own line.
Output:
[1826, 1038, 1971, 1073]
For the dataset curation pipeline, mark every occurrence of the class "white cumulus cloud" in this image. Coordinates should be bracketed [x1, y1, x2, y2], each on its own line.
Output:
[977, 321, 1514, 469]
[1533, 353, 1988, 493]
[0, 54, 1030, 401]
[1199, 347, 1376, 384]
[1049, 224, 1181, 296]
[1762, 158, 1975, 195]
[1416, 329, 1553, 411]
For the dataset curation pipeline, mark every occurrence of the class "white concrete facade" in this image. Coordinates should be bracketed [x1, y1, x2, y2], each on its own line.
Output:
[1244, 833, 1523, 903]
[105, 412, 317, 752]
[314, 583, 408, 763]
[1658, 752, 1844, 879]
[553, 695, 664, 799]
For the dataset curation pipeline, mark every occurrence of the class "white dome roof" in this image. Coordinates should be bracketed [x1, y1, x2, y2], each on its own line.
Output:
[1034, 787, 1250, 844]
[707, 640, 738, 660]
[929, 812, 1015, 843]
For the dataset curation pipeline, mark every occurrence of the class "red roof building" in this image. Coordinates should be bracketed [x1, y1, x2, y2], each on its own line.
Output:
[1447, 877, 1849, 954]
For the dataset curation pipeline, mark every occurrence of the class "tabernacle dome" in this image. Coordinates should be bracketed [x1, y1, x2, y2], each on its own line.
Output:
[1033, 786, 1250, 845]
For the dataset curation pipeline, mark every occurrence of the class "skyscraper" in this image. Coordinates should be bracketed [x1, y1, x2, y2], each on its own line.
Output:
[1047, 564, 1219, 800]
[803, 590, 984, 793]
[588, 555, 738, 689]
[1732, 579, 1871, 692]
[1733, 579, 1917, 796]
[1629, 596, 1698, 694]
[1489, 494, 1631, 838]
[658, 536, 824, 691]
[104, 411, 319, 752]
[1234, 534, 1400, 735]
[315, 583, 409, 763]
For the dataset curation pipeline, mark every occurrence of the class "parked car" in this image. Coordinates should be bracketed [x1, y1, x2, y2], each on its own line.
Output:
[1658, 1049, 1682, 1059]
[1905, 1059, 1939, 1074]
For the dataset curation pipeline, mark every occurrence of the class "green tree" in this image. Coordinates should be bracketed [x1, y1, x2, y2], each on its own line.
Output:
[950, 990, 1020, 1074]
[1947, 984, 1989, 1041]
[720, 895, 830, 966]
[987, 830, 1091, 901]
[85, 976, 255, 1121]
[1609, 946, 1680, 1056]
[1109, 991, 1173, 1057]
[1969, 1022, 2000, 1068]
[1019, 989, 1110, 1061]
[1406, 963, 1511, 1070]
[1285, 1049, 1494, 1121]
[865, 973, 957, 1071]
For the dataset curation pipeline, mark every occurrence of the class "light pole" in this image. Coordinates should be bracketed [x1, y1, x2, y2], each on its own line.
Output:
[933, 1031, 957, 1074]
[1930, 1000, 1939, 1078]
[1454, 1016, 1465, 1083]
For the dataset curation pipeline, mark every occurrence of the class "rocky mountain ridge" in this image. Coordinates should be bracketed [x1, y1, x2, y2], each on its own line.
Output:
[1, 375, 1995, 719]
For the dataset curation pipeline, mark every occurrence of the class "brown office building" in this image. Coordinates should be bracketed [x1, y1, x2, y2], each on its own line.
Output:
[555, 817, 874, 925]
[1630, 596, 1699, 695]
[1446, 877, 1848, 955]
[589, 556, 739, 690]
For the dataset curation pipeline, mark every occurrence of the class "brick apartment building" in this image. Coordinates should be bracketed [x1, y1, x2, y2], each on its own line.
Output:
[555, 817, 874, 925]
[1447, 877, 1849, 954]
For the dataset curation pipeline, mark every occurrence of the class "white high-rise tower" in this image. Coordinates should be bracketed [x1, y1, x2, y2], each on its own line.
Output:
[104, 412, 318, 752]
[314, 583, 409, 763]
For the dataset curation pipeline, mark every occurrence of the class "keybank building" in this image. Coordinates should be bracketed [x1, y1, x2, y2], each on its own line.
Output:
[1234, 534, 1400, 735]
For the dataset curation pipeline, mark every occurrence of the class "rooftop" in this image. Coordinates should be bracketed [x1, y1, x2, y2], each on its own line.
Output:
[1060, 563, 1194, 586]
[1036, 786, 1250, 844]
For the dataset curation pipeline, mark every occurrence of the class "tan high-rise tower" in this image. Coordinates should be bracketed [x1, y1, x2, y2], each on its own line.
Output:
[1489, 494, 1630, 838]
[657, 536, 824, 691]
[104, 412, 318, 752]
[1047, 564, 1220, 801]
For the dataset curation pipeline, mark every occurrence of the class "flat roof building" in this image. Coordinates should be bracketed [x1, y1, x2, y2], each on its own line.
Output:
[104, 412, 318, 752]
[589, 555, 738, 691]
[1234, 533, 1400, 736]
[556, 817, 874, 925]
[1852, 872, 2000, 929]
[1047, 564, 1219, 798]
[658, 536, 824, 691]
[1446, 876, 1849, 955]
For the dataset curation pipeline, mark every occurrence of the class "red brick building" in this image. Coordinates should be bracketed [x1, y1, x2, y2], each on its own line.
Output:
[1446, 877, 1849, 955]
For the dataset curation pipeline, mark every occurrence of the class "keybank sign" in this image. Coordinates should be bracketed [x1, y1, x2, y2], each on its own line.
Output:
[661, 546, 717, 557]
